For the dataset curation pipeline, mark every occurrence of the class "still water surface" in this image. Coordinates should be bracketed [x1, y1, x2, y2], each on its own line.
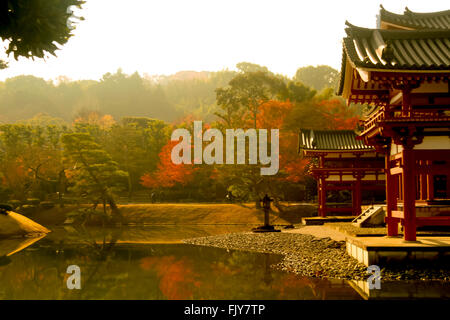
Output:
[0, 225, 363, 300]
[1, 225, 449, 300]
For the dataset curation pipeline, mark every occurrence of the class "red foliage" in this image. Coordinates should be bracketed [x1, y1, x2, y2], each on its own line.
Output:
[140, 140, 195, 189]
[139, 256, 201, 300]
[318, 98, 359, 130]
[256, 100, 293, 129]
[256, 100, 308, 182]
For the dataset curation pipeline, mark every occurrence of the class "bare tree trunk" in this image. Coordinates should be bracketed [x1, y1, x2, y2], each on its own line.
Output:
[127, 174, 133, 203]
[106, 190, 122, 223]
[58, 169, 66, 208]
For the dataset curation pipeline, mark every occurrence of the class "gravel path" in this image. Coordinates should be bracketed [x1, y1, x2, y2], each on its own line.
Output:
[184, 232, 367, 280]
[284, 225, 347, 241]
[183, 231, 450, 281]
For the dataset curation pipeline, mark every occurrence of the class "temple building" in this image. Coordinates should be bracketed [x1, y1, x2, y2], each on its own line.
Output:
[298, 129, 385, 217]
[337, 6, 450, 241]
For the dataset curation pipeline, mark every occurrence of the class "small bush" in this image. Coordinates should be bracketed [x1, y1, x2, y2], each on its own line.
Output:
[26, 198, 41, 205]
[7, 200, 21, 209]
[20, 204, 37, 215]
[0, 203, 13, 212]
[40, 201, 55, 209]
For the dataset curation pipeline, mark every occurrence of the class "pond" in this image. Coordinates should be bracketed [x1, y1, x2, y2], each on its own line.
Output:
[0, 225, 363, 300]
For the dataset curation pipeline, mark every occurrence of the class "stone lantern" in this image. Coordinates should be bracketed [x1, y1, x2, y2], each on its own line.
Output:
[252, 194, 279, 233]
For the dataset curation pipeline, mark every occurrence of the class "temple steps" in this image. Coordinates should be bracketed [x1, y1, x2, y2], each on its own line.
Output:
[352, 206, 385, 228]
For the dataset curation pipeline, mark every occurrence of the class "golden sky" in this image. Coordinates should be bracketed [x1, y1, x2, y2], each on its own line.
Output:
[0, 0, 448, 81]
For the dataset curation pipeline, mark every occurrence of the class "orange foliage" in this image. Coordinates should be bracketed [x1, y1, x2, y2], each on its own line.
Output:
[256, 100, 308, 182]
[139, 256, 201, 300]
[318, 98, 359, 130]
[256, 100, 293, 129]
[272, 274, 321, 299]
[73, 111, 116, 129]
[140, 140, 195, 189]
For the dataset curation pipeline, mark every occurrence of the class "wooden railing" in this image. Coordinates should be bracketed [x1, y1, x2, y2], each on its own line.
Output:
[361, 108, 387, 133]
[311, 167, 384, 180]
[311, 168, 384, 174]
[362, 108, 450, 134]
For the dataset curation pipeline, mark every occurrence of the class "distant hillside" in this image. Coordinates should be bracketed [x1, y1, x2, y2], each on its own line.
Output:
[0, 70, 234, 124]
[169, 71, 211, 81]
[0, 64, 339, 124]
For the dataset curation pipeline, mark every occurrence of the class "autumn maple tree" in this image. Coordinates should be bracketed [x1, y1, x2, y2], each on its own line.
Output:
[140, 139, 195, 190]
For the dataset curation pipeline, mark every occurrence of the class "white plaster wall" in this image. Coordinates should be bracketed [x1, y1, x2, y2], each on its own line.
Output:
[326, 175, 356, 182]
[361, 174, 385, 181]
[391, 144, 403, 156]
[414, 136, 450, 150]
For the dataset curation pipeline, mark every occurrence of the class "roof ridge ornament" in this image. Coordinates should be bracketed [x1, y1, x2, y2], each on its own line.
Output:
[310, 130, 316, 148]
[381, 40, 395, 65]
[344, 20, 354, 28]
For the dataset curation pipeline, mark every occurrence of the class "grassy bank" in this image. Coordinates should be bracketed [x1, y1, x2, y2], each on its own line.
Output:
[28, 202, 317, 226]
[116, 203, 312, 225]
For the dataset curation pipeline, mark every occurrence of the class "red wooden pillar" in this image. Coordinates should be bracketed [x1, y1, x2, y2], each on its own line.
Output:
[318, 177, 327, 217]
[420, 160, 428, 200]
[352, 176, 362, 216]
[427, 160, 434, 201]
[402, 87, 412, 117]
[317, 156, 327, 217]
[385, 152, 398, 236]
[317, 178, 323, 217]
[402, 146, 417, 241]
[447, 173, 450, 199]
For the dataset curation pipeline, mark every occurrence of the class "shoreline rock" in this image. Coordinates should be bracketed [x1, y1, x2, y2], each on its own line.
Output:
[183, 231, 450, 282]
[0, 211, 51, 239]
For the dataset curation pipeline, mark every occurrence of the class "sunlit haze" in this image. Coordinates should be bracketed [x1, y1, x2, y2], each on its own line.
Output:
[0, 0, 448, 81]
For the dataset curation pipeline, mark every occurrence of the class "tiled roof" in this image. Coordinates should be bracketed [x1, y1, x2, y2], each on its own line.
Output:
[298, 129, 373, 152]
[343, 23, 450, 70]
[380, 5, 450, 30]
[337, 24, 450, 95]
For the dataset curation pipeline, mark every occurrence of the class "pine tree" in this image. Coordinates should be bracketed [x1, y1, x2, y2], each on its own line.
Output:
[62, 132, 128, 221]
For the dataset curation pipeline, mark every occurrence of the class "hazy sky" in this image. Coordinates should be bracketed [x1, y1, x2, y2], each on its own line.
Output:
[0, 0, 448, 81]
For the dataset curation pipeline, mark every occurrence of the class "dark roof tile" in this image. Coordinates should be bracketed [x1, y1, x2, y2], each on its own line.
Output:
[298, 129, 373, 152]
[380, 5, 450, 30]
[342, 24, 450, 71]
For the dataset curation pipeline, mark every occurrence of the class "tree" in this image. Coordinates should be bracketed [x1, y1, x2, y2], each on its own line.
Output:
[281, 81, 316, 103]
[140, 140, 195, 190]
[215, 64, 286, 129]
[235, 62, 270, 73]
[0, 123, 68, 202]
[62, 132, 128, 221]
[294, 65, 339, 92]
[107, 118, 169, 200]
[0, 69, 237, 124]
[284, 95, 359, 132]
[318, 98, 359, 130]
[0, 0, 84, 63]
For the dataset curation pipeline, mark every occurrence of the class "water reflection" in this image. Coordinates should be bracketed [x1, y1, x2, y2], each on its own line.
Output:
[0, 226, 362, 300]
[349, 279, 450, 300]
[0, 234, 47, 266]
